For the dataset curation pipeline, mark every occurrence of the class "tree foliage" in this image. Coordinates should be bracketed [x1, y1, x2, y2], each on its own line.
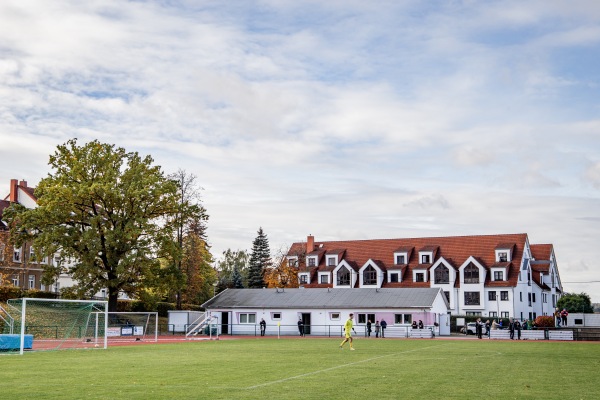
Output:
[216, 249, 249, 290]
[247, 227, 271, 288]
[3, 139, 190, 311]
[264, 255, 298, 289]
[557, 292, 594, 313]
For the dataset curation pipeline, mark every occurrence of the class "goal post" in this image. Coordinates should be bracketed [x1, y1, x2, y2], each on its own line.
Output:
[3, 298, 108, 355]
[104, 312, 159, 343]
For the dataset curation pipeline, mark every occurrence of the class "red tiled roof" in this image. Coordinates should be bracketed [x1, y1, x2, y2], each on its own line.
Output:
[288, 233, 530, 288]
[530, 244, 553, 261]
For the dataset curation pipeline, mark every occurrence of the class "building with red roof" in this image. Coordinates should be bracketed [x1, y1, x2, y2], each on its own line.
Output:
[287, 234, 562, 320]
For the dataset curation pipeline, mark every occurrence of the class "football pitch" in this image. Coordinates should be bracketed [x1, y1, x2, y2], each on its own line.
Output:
[2, 338, 599, 399]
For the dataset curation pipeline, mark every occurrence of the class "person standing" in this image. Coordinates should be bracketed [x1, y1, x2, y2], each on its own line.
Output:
[561, 309, 569, 326]
[380, 319, 387, 338]
[366, 320, 372, 337]
[475, 318, 483, 339]
[298, 318, 304, 337]
[418, 320, 424, 329]
[339, 313, 356, 350]
[509, 318, 515, 340]
[375, 320, 380, 338]
[260, 318, 266, 336]
[485, 320, 491, 338]
[515, 320, 522, 340]
[555, 308, 561, 327]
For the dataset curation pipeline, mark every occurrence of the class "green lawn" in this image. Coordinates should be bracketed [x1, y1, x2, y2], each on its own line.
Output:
[1, 338, 599, 399]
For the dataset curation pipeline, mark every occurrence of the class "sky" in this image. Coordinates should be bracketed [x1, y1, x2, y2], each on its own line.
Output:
[1, 1, 599, 301]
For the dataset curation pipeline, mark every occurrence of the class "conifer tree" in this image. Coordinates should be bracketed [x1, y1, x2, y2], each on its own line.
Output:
[247, 227, 271, 288]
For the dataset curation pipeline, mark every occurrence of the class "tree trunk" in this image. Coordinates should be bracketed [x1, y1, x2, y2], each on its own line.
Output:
[108, 290, 119, 312]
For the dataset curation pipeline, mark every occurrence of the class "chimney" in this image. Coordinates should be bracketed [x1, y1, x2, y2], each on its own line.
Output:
[19, 180, 28, 188]
[306, 235, 314, 252]
[9, 179, 18, 203]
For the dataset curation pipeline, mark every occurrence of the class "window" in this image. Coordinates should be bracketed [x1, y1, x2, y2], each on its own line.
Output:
[299, 275, 307, 284]
[308, 257, 316, 267]
[358, 313, 375, 324]
[498, 252, 508, 262]
[493, 271, 504, 281]
[464, 291, 480, 305]
[415, 273, 424, 282]
[330, 313, 340, 320]
[239, 313, 256, 324]
[532, 293, 536, 303]
[543, 293, 547, 303]
[272, 313, 281, 320]
[434, 265, 449, 284]
[389, 273, 398, 283]
[363, 266, 377, 285]
[13, 247, 21, 262]
[489, 311, 497, 317]
[337, 267, 350, 286]
[501, 312, 509, 318]
[421, 254, 430, 264]
[489, 291, 497, 301]
[500, 291, 509, 301]
[288, 258, 297, 267]
[464, 264, 479, 284]
[28, 275, 35, 289]
[395, 314, 412, 324]
[466, 311, 481, 316]
[520, 292, 523, 302]
[395, 255, 405, 264]
[12, 276, 19, 287]
[30, 246, 35, 262]
[327, 257, 336, 266]
[444, 291, 450, 302]
[320, 274, 329, 284]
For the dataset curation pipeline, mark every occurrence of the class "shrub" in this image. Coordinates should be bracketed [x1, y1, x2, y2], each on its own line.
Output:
[535, 315, 554, 328]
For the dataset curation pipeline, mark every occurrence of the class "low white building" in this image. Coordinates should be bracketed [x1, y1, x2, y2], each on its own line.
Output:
[202, 287, 451, 337]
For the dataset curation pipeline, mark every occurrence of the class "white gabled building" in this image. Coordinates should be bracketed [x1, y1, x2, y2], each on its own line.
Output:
[203, 287, 450, 336]
[286, 233, 563, 321]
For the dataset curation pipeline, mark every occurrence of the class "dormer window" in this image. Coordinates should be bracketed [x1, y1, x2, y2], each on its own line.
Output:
[421, 254, 430, 264]
[363, 266, 377, 285]
[299, 274, 308, 284]
[498, 252, 508, 262]
[287, 257, 298, 267]
[493, 271, 504, 281]
[415, 273, 425, 282]
[434, 265, 450, 284]
[495, 246, 513, 262]
[464, 263, 479, 284]
[337, 266, 351, 286]
[307, 257, 316, 267]
[13, 247, 21, 262]
[395, 254, 405, 264]
[327, 256, 336, 267]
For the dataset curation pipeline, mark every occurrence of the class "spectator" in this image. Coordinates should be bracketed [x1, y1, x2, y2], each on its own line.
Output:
[485, 320, 491, 338]
[298, 318, 304, 337]
[515, 320, 521, 340]
[491, 319, 498, 330]
[411, 320, 417, 329]
[555, 308, 561, 327]
[561, 309, 568, 326]
[375, 320, 380, 338]
[475, 318, 483, 339]
[380, 319, 387, 338]
[260, 318, 266, 336]
[366, 320, 372, 337]
[418, 320, 424, 329]
[509, 318, 515, 340]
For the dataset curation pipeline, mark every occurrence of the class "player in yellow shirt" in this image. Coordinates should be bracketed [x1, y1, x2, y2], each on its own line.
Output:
[339, 313, 356, 350]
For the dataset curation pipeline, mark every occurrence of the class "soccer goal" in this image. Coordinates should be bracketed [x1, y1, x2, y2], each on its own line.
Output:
[2, 298, 108, 355]
[104, 312, 158, 343]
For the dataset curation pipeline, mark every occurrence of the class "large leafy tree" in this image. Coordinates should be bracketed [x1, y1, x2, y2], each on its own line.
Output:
[164, 170, 210, 308]
[248, 227, 271, 288]
[557, 292, 594, 313]
[4, 139, 186, 311]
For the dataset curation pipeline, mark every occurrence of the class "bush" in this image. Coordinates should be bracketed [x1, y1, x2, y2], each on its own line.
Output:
[535, 315, 554, 328]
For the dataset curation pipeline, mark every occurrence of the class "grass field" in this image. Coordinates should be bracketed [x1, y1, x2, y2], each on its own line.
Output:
[1, 337, 599, 399]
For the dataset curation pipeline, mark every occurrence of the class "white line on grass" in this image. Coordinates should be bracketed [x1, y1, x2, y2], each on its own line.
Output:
[244, 344, 448, 390]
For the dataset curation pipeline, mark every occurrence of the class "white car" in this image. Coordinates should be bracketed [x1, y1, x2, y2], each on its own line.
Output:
[462, 322, 487, 335]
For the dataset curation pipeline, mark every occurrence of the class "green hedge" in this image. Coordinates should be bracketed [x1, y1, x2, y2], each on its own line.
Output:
[0, 287, 58, 302]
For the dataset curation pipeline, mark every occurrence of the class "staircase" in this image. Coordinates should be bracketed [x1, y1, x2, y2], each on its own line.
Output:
[186, 313, 218, 338]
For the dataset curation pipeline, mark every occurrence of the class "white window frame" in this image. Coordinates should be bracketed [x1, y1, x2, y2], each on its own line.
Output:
[495, 249, 512, 262]
[271, 312, 282, 320]
[413, 270, 427, 283]
[394, 253, 408, 265]
[389, 272, 399, 283]
[326, 256, 337, 267]
[12, 276, 19, 287]
[419, 251, 433, 264]
[239, 313, 256, 324]
[492, 269, 504, 281]
[330, 312, 341, 321]
[28, 274, 35, 289]
[306, 256, 317, 267]
[13, 247, 22, 262]
[319, 273, 329, 284]
[287, 256, 298, 267]
[299, 273, 309, 284]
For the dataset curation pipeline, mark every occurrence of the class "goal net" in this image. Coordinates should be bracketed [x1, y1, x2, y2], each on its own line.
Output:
[2, 298, 108, 354]
[104, 312, 158, 343]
